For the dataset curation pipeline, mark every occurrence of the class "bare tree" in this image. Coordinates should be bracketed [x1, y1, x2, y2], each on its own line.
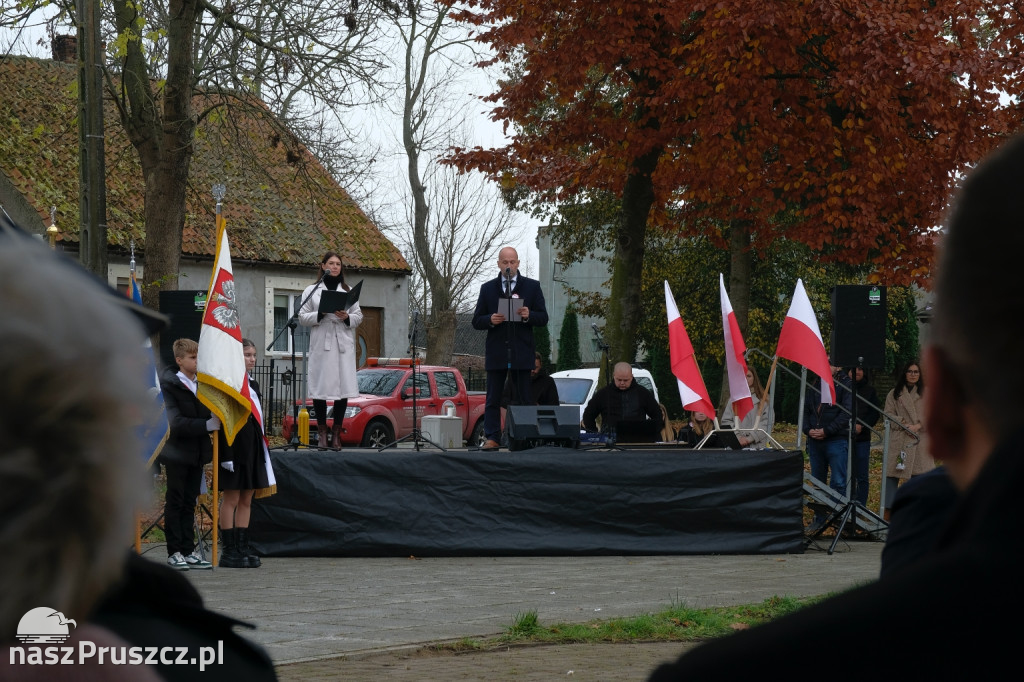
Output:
[391, 2, 516, 364]
[1, 0, 394, 307]
[391, 157, 518, 364]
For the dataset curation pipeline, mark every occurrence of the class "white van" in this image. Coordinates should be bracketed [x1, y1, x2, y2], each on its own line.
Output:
[550, 366, 660, 425]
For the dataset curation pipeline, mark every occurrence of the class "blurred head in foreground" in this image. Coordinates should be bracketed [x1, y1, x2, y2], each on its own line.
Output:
[925, 133, 1024, 490]
[0, 234, 152, 640]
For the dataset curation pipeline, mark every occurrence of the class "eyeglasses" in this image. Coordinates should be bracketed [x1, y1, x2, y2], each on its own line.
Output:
[906, 369, 920, 375]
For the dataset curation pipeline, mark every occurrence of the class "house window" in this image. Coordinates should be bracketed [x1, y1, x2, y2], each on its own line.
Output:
[265, 275, 315, 356]
[271, 293, 310, 354]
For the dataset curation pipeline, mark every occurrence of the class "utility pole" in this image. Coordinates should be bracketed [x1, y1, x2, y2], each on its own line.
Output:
[77, 0, 107, 278]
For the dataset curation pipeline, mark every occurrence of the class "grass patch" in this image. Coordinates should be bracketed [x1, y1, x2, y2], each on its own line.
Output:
[507, 610, 541, 637]
[463, 595, 826, 648]
[431, 637, 484, 653]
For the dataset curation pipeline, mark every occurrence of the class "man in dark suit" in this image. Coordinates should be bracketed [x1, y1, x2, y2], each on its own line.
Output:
[648, 132, 1024, 680]
[472, 246, 549, 450]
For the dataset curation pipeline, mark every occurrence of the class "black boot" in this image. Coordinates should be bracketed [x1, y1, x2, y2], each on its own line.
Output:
[219, 528, 249, 568]
[236, 527, 261, 568]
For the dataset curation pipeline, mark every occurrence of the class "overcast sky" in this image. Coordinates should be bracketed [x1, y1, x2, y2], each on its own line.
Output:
[0, 17, 541, 281]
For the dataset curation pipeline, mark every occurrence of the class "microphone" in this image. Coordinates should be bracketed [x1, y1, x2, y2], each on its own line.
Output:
[592, 323, 600, 334]
[505, 267, 511, 275]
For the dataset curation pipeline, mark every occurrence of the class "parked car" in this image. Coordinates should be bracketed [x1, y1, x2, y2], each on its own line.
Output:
[550, 366, 660, 425]
[281, 359, 488, 448]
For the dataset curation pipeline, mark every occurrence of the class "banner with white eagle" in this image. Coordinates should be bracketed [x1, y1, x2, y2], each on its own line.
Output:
[197, 215, 252, 445]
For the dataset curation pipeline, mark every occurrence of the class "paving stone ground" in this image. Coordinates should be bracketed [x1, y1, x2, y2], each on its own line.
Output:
[148, 535, 883, 680]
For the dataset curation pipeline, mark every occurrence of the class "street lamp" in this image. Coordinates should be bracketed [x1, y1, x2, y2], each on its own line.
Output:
[46, 206, 58, 249]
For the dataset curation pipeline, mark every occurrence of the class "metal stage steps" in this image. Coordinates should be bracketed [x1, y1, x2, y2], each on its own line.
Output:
[803, 473, 888, 539]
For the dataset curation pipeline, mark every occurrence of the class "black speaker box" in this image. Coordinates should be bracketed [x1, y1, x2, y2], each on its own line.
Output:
[506, 405, 581, 451]
[830, 285, 886, 369]
[158, 290, 208, 369]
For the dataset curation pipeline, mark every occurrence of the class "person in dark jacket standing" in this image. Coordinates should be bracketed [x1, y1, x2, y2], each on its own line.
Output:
[803, 365, 852, 530]
[846, 366, 881, 506]
[472, 246, 549, 451]
[160, 338, 219, 571]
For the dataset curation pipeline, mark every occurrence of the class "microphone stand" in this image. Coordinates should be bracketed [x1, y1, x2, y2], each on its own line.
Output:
[502, 267, 523, 446]
[592, 323, 611, 387]
[807, 359, 886, 552]
[267, 270, 323, 450]
[379, 310, 444, 451]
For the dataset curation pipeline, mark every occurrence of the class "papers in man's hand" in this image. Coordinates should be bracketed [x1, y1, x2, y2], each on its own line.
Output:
[494, 295, 525, 322]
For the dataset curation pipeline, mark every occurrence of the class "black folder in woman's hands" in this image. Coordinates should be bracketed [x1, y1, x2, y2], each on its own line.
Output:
[318, 280, 362, 316]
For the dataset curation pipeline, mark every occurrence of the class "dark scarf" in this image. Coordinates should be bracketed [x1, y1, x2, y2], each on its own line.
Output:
[323, 273, 344, 291]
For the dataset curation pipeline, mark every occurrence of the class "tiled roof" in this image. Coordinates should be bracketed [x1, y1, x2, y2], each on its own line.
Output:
[0, 55, 409, 273]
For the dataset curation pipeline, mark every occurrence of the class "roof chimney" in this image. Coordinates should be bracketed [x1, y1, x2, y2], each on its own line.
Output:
[52, 35, 77, 64]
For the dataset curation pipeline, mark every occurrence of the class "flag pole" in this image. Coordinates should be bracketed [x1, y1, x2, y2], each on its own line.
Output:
[210, 183, 226, 567]
[752, 356, 779, 430]
[129, 238, 143, 554]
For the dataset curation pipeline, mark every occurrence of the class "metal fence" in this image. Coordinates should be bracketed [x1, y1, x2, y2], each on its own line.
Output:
[462, 367, 487, 392]
[251, 359, 307, 436]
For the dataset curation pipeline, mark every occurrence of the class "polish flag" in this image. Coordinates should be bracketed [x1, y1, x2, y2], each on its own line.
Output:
[720, 274, 752, 421]
[775, 279, 836, 404]
[665, 281, 715, 419]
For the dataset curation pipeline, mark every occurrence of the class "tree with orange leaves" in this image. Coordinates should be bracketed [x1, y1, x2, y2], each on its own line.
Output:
[448, 1, 1024, 364]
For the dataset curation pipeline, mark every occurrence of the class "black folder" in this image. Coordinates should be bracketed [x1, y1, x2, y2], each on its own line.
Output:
[317, 280, 362, 317]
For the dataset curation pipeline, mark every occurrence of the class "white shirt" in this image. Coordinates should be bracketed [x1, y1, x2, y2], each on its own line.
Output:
[177, 371, 198, 395]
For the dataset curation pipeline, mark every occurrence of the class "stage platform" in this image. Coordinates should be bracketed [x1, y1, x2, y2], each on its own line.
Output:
[250, 446, 806, 557]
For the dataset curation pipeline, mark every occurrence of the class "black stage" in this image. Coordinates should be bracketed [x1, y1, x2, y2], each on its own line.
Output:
[251, 446, 805, 557]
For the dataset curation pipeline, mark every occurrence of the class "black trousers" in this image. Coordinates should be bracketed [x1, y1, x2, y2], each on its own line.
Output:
[485, 368, 531, 441]
[163, 460, 202, 557]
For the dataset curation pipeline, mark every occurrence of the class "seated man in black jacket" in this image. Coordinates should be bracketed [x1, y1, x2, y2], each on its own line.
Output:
[582, 362, 663, 442]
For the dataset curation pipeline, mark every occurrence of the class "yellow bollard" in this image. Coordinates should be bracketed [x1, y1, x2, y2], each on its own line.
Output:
[298, 406, 310, 446]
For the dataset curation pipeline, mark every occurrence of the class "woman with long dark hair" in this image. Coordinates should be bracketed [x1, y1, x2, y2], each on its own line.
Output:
[882, 359, 934, 519]
[298, 252, 363, 449]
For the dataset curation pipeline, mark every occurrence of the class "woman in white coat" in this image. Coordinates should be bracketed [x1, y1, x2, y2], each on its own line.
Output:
[299, 252, 363, 449]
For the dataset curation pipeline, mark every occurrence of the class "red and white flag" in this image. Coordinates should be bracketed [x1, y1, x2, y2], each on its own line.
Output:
[720, 273, 752, 421]
[664, 281, 715, 419]
[775, 278, 836, 404]
[197, 216, 252, 445]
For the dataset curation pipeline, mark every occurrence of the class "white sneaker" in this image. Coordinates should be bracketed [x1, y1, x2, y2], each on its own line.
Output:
[167, 552, 190, 571]
[183, 550, 213, 570]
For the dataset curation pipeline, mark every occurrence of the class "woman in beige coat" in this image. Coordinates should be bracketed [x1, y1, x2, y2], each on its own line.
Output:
[882, 360, 934, 518]
[720, 367, 775, 448]
[299, 252, 363, 449]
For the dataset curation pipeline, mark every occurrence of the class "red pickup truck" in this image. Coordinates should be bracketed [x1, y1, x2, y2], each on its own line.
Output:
[280, 359, 487, 448]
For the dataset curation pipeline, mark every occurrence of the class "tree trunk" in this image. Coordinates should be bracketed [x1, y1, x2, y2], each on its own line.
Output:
[606, 146, 662, 367]
[426, 308, 456, 366]
[719, 221, 754, 405]
[113, 0, 200, 311]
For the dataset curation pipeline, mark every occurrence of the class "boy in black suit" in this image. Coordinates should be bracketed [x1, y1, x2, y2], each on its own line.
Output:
[159, 338, 219, 570]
